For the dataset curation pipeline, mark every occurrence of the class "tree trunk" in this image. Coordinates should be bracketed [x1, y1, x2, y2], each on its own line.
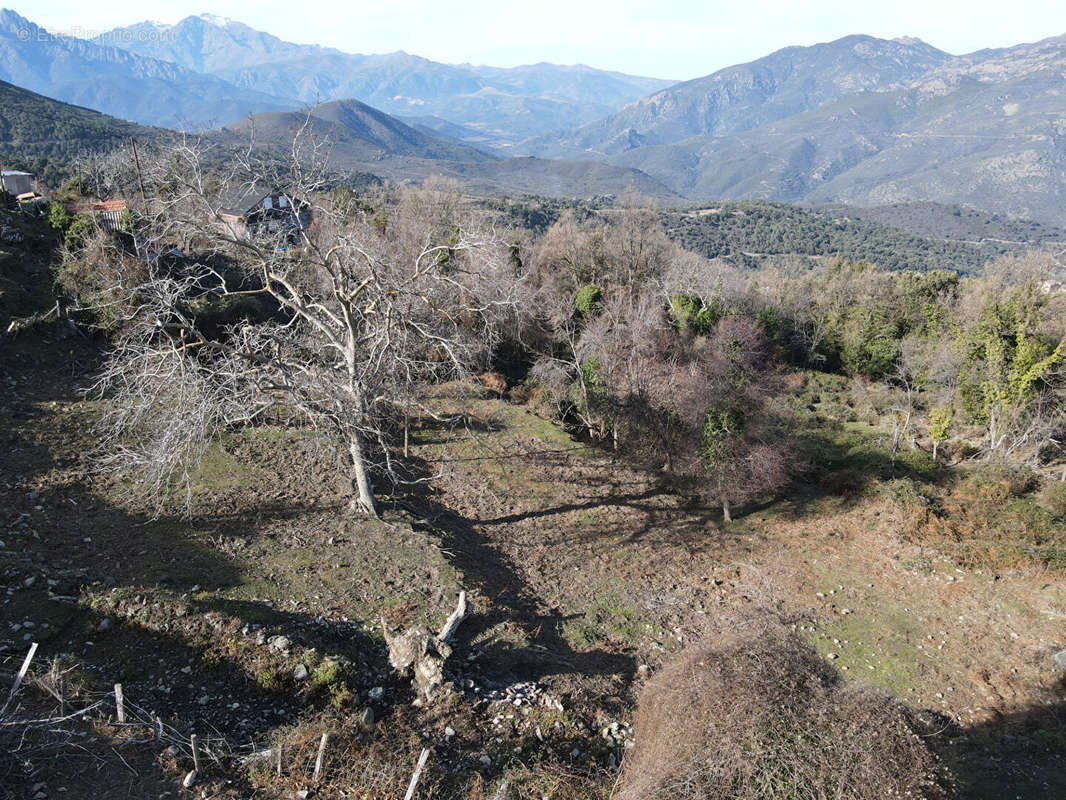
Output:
[348, 433, 378, 517]
[721, 496, 732, 524]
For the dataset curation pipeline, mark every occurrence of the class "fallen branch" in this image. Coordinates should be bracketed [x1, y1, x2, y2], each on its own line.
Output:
[403, 747, 431, 800]
[1, 642, 38, 716]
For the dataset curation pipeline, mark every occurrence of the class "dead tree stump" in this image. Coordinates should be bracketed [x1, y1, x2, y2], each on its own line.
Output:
[382, 591, 467, 704]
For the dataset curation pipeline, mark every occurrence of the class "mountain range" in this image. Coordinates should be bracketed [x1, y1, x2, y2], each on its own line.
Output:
[2, 7, 1066, 225]
[95, 14, 671, 145]
[0, 9, 294, 130]
[523, 33, 1066, 224]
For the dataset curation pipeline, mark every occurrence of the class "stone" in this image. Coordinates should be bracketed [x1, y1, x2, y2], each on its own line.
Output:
[293, 664, 308, 681]
[479, 754, 492, 766]
[444, 726, 455, 738]
[1053, 649, 1066, 671]
[367, 686, 384, 701]
[267, 635, 291, 653]
[98, 618, 113, 632]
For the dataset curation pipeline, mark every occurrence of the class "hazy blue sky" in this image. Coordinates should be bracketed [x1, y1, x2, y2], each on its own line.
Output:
[17, 0, 1066, 80]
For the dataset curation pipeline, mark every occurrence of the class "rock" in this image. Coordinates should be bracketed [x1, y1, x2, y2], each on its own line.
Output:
[23, 576, 35, 587]
[1053, 649, 1066, 671]
[267, 635, 291, 653]
[479, 754, 492, 766]
[293, 664, 308, 681]
[367, 686, 384, 701]
[444, 726, 455, 738]
[98, 618, 113, 632]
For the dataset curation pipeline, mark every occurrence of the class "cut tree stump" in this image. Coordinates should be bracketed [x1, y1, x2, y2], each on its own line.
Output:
[382, 591, 467, 704]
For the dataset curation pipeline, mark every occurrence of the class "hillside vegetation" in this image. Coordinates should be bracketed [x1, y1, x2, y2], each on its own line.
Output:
[1, 140, 1065, 800]
[0, 81, 163, 186]
[663, 201, 993, 273]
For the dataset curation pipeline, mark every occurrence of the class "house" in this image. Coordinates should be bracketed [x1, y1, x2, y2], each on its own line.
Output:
[218, 188, 309, 242]
[64, 198, 128, 232]
[1, 171, 33, 197]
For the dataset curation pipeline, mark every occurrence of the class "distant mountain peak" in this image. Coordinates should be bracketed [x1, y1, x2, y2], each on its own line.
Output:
[195, 13, 234, 27]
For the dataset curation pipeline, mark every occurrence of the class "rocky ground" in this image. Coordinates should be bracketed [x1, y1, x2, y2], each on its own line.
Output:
[1, 327, 1065, 799]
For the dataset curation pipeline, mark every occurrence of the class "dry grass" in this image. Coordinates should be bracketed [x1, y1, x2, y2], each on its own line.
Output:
[613, 619, 951, 800]
[893, 466, 1066, 572]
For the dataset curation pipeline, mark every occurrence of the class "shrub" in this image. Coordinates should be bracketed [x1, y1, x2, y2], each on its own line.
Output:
[46, 201, 73, 233]
[1039, 481, 1066, 519]
[63, 214, 96, 250]
[53, 228, 148, 330]
[614, 622, 950, 800]
[896, 470, 1066, 571]
[970, 462, 1038, 498]
[669, 292, 722, 335]
[574, 283, 603, 315]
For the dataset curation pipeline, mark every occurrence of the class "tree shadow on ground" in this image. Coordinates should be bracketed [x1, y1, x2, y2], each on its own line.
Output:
[0, 336, 394, 795]
[941, 688, 1066, 799]
[396, 455, 636, 693]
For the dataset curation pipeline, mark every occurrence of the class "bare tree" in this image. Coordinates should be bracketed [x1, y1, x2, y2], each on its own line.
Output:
[92, 133, 519, 516]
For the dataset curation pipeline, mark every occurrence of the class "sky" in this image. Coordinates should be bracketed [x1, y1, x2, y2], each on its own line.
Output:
[16, 0, 1066, 80]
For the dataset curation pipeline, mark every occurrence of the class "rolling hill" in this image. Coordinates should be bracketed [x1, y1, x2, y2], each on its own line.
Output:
[222, 101, 683, 202]
[0, 79, 164, 185]
[221, 100, 497, 166]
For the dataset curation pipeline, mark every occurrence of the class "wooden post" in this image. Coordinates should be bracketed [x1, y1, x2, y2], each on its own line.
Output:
[312, 732, 329, 782]
[437, 591, 467, 643]
[190, 733, 201, 773]
[403, 748, 431, 800]
[1, 642, 37, 716]
[130, 138, 147, 205]
[114, 683, 125, 723]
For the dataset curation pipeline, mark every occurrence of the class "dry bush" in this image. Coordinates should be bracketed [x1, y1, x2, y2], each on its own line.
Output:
[613, 621, 951, 800]
[1039, 481, 1066, 519]
[893, 469, 1066, 571]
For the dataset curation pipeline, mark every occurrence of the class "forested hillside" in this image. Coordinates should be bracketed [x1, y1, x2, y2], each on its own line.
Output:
[663, 201, 1010, 273]
[0, 80, 163, 186]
